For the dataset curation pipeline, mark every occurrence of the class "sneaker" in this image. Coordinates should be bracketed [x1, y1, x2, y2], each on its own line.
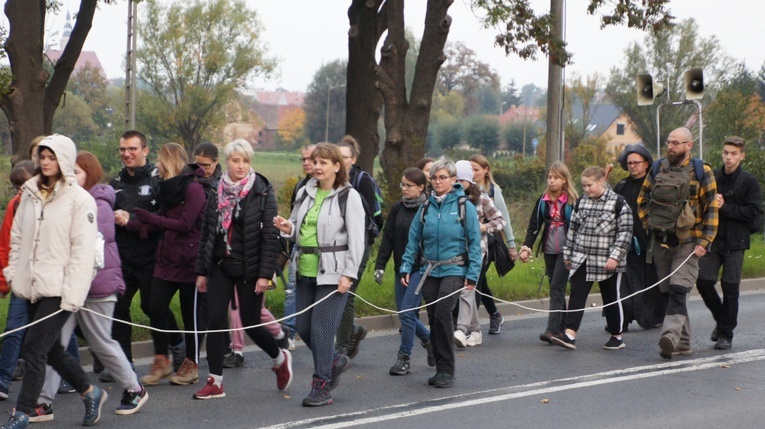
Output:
[347, 325, 368, 359]
[140, 355, 172, 386]
[27, 403, 53, 423]
[0, 384, 9, 400]
[272, 350, 293, 391]
[421, 341, 436, 367]
[169, 358, 199, 385]
[0, 409, 29, 428]
[466, 331, 482, 347]
[169, 339, 186, 372]
[550, 333, 576, 350]
[276, 325, 291, 350]
[98, 370, 115, 383]
[329, 354, 350, 391]
[710, 326, 720, 342]
[603, 337, 626, 350]
[659, 335, 674, 359]
[82, 385, 108, 426]
[222, 352, 245, 369]
[11, 360, 24, 382]
[714, 337, 732, 350]
[454, 330, 468, 348]
[57, 379, 76, 394]
[302, 378, 332, 407]
[193, 377, 225, 400]
[427, 372, 454, 388]
[389, 352, 411, 376]
[539, 329, 556, 343]
[115, 386, 149, 415]
[287, 337, 296, 351]
[488, 313, 504, 335]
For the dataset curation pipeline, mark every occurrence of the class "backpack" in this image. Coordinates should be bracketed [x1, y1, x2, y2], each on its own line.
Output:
[728, 171, 764, 234]
[351, 169, 384, 243]
[646, 158, 704, 234]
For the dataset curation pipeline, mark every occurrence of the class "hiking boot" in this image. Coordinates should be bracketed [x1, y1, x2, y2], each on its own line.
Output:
[82, 385, 108, 426]
[454, 330, 468, 348]
[488, 313, 504, 335]
[193, 377, 225, 400]
[428, 372, 454, 388]
[347, 325, 368, 359]
[672, 345, 692, 356]
[27, 403, 53, 423]
[329, 354, 350, 391]
[466, 331, 482, 347]
[272, 350, 293, 391]
[550, 333, 576, 350]
[422, 340, 436, 367]
[140, 355, 172, 386]
[115, 386, 148, 415]
[222, 352, 245, 368]
[0, 409, 29, 429]
[58, 379, 76, 394]
[659, 335, 674, 359]
[302, 378, 332, 407]
[169, 339, 186, 372]
[603, 337, 626, 350]
[389, 352, 411, 376]
[539, 329, 556, 343]
[714, 337, 732, 350]
[169, 358, 199, 385]
[11, 360, 24, 382]
[277, 325, 291, 350]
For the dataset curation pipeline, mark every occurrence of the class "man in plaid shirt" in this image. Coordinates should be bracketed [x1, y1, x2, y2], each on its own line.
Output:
[638, 127, 718, 359]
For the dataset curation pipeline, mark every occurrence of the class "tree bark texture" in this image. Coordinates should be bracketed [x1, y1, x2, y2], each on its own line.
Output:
[1, 0, 97, 158]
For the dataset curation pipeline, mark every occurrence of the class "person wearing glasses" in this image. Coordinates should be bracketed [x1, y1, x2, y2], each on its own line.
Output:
[612, 144, 663, 332]
[638, 127, 718, 359]
[399, 158, 482, 388]
[374, 167, 435, 376]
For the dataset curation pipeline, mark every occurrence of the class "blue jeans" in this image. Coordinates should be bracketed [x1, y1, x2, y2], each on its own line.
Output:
[0, 295, 29, 389]
[284, 247, 298, 335]
[396, 271, 431, 356]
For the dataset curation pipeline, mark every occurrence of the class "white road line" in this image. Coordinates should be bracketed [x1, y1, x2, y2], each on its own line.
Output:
[266, 349, 765, 429]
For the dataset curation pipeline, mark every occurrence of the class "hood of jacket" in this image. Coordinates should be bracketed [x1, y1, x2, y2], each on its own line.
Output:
[90, 183, 115, 208]
[159, 163, 206, 210]
[37, 134, 77, 185]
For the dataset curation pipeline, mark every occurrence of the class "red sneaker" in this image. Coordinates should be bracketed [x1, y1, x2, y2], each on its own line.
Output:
[272, 350, 293, 391]
[193, 377, 225, 400]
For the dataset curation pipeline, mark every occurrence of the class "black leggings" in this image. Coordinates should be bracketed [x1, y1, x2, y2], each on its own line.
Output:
[474, 262, 498, 315]
[148, 278, 208, 361]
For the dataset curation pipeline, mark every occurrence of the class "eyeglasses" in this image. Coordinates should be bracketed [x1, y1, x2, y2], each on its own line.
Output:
[430, 175, 454, 182]
[299, 157, 311, 162]
[119, 146, 143, 153]
[626, 161, 647, 166]
[666, 140, 690, 147]
[399, 183, 417, 189]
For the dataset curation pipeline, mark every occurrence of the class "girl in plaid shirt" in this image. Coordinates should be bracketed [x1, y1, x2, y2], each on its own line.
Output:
[550, 166, 633, 351]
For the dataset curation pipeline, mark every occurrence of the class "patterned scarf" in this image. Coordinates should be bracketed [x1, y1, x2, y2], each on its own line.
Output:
[217, 168, 256, 234]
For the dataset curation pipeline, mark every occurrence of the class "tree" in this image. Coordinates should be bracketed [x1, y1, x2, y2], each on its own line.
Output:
[136, 0, 275, 152]
[52, 92, 98, 142]
[68, 62, 110, 129]
[303, 60, 347, 144]
[0, 0, 115, 158]
[606, 18, 733, 155]
[433, 119, 462, 151]
[503, 120, 540, 153]
[436, 41, 500, 115]
[464, 115, 500, 153]
[276, 107, 308, 151]
[563, 73, 602, 149]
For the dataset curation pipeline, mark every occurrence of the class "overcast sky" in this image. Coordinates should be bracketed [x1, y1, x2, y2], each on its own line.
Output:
[47, 0, 765, 92]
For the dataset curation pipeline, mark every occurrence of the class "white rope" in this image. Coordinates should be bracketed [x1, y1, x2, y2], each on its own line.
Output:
[0, 309, 65, 339]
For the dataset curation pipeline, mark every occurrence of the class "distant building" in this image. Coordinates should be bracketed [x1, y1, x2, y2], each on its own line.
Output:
[243, 89, 304, 150]
[498, 104, 541, 126]
[568, 103, 641, 152]
[44, 11, 106, 77]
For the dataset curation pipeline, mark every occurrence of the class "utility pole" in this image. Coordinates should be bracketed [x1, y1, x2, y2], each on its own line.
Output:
[124, 0, 138, 131]
[545, 0, 564, 167]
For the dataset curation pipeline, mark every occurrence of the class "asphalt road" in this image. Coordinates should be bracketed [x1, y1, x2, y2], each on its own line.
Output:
[3, 290, 765, 429]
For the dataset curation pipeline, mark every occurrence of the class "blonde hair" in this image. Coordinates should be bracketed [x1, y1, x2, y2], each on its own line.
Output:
[581, 166, 606, 180]
[548, 161, 578, 203]
[158, 143, 188, 179]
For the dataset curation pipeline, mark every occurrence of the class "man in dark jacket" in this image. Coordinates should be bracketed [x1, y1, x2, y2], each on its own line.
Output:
[696, 136, 762, 350]
[109, 130, 184, 377]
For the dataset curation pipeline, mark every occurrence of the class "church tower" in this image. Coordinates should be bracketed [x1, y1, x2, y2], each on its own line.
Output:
[60, 11, 72, 50]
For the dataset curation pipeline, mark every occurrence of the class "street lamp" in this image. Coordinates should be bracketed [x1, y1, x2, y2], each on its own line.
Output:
[325, 83, 346, 142]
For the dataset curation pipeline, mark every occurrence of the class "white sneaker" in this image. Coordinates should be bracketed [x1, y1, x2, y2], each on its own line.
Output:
[454, 330, 468, 348]
[466, 331, 482, 347]
[288, 338, 296, 351]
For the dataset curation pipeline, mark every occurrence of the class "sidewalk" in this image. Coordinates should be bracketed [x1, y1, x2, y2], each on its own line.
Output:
[78, 277, 765, 365]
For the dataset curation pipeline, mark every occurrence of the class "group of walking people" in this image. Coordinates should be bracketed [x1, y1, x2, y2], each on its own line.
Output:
[0, 125, 761, 427]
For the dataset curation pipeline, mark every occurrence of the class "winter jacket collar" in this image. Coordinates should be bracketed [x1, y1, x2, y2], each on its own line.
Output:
[159, 164, 206, 210]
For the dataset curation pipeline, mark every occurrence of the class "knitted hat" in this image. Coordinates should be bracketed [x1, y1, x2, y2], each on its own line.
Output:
[455, 160, 475, 184]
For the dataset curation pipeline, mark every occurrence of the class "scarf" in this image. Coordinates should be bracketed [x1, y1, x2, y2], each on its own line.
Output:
[217, 169, 256, 234]
[401, 192, 427, 209]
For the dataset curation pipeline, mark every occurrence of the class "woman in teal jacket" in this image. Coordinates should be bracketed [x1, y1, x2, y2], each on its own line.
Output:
[400, 158, 482, 389]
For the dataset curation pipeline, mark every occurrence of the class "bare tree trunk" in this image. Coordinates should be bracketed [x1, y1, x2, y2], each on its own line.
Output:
[346, 0, 385, 174]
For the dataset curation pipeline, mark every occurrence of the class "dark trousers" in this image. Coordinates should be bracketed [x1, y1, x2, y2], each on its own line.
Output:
[336, 246, 371, 350]
[149, 278, 208, 361]
[544, 253, 569, 333]
[697, 250, 744, 341]
[206, 265, 279, 376]
[564, 262, 623, 335]
[16, 298, 90, 414]
[113, 266, 182, 362]
[421, 276, 462, 375]
[475, 262, 498, 315]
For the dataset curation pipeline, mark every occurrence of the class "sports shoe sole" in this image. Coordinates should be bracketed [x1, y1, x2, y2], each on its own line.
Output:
[83, 389, 108, 426]
[659, 336, 674, 359]
[454, 332, 468, 348]
[169, 374, 199, 385]
[603, 342, 626, 350]
[488, 317, 504, 335]
[114, 390, 149, 416]
[550, 336, 576, 350]
[28, 413, 54, 423]
[193, 392, 226, 400]
[302, 397, 333, 407]
[672, 349, 692, 356]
